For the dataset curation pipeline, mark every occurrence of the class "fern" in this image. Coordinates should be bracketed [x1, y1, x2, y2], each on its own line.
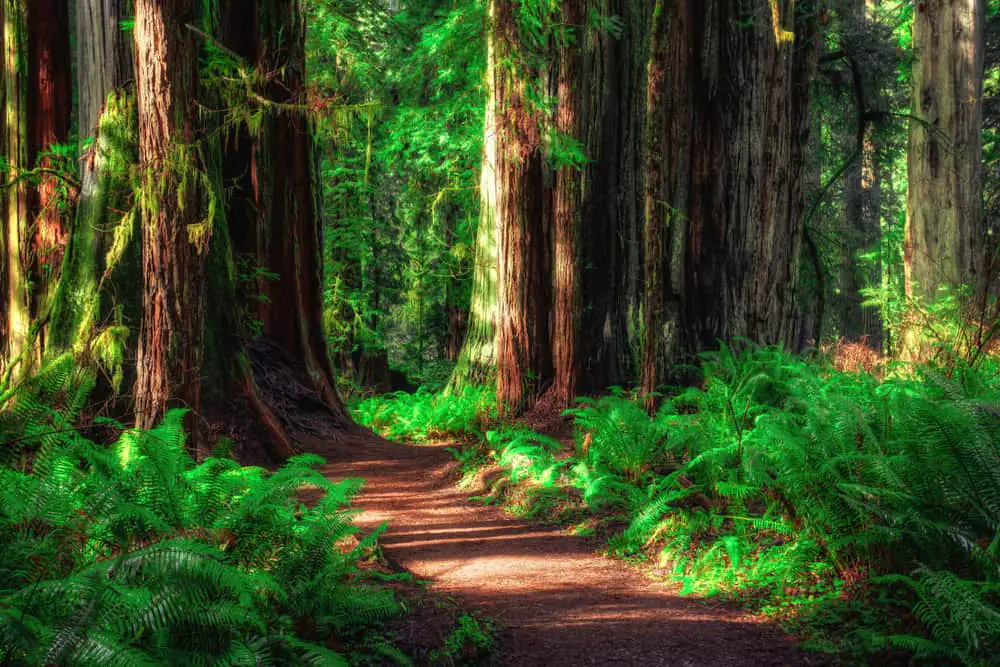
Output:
[0, 402, 405, 665]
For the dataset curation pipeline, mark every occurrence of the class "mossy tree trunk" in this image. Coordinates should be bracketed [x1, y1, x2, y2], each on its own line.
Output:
[642, 0, 821, 399]
[49, 0, 136, 363]
[133, 0, 207, 432]
[493, 0, 552, 414]
[448, 6, 499, 392]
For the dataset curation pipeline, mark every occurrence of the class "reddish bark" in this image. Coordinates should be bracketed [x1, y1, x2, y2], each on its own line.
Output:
[220, 0, 351, 427]
[28, 0, 72, 284]
[642, 0, 821, 402]
[493, 0, 551, 414]
[133, 0, 207, 433]
[549, 0, 585, 407]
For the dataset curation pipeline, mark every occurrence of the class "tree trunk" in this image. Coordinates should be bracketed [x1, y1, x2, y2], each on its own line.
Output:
[215, 0, 351, 445]
[905, 0, 985, 314]
[493, 0, 551, 414]
[49, 0, 136, 360]
[133, 0, 207, 432]
[548, 0, 585, 408]
[28, 0, 72, 343]
[641, 0, 677, 405]
[448, 8, 499, 391]
[642, 0, 821, 398]
[2, 0, 31, 379]
[580, 0, 648, 393]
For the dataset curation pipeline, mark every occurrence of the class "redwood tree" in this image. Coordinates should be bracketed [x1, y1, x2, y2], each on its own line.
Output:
[213, 0, 352, 443]
[548, 0, 585, 407]
[133, 0, 207, 430]
[1, 0, 73, 378]
[493, 0, 551, 414]
[579, 0, 649, 393]
[642, 0, 821, 398]
[905, 0, 985, 307]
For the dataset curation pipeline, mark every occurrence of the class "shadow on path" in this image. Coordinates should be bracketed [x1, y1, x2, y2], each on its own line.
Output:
[322, 438, 820, 667]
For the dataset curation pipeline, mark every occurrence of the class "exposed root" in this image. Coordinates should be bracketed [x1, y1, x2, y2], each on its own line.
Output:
[247, 337, 357, 450]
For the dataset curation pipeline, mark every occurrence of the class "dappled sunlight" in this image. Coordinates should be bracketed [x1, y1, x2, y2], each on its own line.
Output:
[324, 435, 812, 666]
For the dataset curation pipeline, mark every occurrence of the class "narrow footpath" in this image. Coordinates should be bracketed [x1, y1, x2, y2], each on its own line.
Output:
[322, 437, 819, 667]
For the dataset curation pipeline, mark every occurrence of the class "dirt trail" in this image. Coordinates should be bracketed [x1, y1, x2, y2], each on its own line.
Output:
[321, 437, 819, 667]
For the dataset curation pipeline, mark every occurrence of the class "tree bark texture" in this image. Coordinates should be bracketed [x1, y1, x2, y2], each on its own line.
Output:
[133, 0, 207, 430]
[549, 0, 585, 407]
[905, 0, 985, 302]
[578, 0, 648, 393]
[641, 0, 676, 405]
[643, 0, 821, 397]
[493, 0, 552, 414]
[49, 0, 135, 357]
[2, 0, 31, 378]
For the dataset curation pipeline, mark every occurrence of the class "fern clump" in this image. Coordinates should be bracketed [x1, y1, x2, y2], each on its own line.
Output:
[0, 409, 403, 666]
[447, 343, 1000, 664]
[352, 385, 497, 442]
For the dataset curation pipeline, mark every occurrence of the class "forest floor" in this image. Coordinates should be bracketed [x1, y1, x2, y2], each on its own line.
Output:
[319, 435, 823, 667]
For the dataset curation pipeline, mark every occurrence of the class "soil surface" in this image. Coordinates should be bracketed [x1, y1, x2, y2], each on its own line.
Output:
[321, 436, 822, 667]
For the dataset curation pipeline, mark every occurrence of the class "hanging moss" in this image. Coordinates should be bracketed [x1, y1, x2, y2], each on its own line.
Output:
[48, 89, 139, 390]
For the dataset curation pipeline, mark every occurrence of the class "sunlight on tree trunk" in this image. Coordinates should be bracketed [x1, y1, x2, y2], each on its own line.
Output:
[48, 0, 135, 366]
[133, 0, 207, 434]
[448, 5, 499, 392]
[493, 0, 551, 415]
[548, 0, 585, 409]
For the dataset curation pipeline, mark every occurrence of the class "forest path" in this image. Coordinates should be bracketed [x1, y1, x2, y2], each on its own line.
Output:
[320, 436, 817, 667]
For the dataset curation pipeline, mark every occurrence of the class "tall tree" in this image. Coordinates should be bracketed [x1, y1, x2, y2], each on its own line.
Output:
[642, 0, 822, 398]
[132, 0, 207, 430]
[580, 0, 649, 393]
[2, 0, 31, 379]
[905, 0, 985, 306]
[215, 0, 352, 438]
[49, 0, 136, 360]
[549, 0, 585, 407]
[1, 0, 73, 379]
[448, 7, 499, 391]
[493, 0, 551, 413]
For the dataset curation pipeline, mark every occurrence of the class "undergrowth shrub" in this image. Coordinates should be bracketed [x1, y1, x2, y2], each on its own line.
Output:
[352, 385, 497, 442]
[0, 408, 406, 665]
[459, 344, 1000, 664]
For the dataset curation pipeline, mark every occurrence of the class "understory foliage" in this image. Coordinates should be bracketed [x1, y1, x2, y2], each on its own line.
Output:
[353, 385, 498, 443]
[0, 391, 404, 665]
[358, 345, 1000, 664]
